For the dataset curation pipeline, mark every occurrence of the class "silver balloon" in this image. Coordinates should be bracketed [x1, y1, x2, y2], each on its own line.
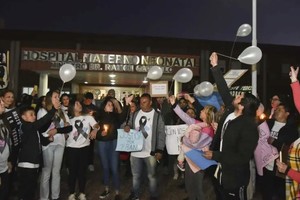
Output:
[147, 66, 163, 80]
[193, 84, 202, 97]
[236, 24, 252, 37]
[173, 68, 193, 83]
[59, 64, 76, 82]
[195, 81, 214, 97]
[238, 46, 262, 65]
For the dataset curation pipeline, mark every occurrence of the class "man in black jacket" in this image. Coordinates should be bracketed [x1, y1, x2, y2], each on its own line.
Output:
[203, 52, 260, 200]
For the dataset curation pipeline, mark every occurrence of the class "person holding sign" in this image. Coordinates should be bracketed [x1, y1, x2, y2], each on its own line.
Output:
[275, 66, 300, 200]
[96, 95, 132, 200]
[124, 93, 165, 200]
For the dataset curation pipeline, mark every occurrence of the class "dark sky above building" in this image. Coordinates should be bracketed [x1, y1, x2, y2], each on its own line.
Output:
[1, 0, 300, 46]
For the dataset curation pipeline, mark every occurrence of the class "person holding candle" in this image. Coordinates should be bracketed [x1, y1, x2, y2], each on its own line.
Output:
[97, 95, 133, 200]
[260, 101, 299, 200]
[275, 66, 300, 199]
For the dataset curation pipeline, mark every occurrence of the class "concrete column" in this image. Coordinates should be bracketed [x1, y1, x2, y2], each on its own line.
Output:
[39, 73, 48, 96]
[174, 80, 182, 97]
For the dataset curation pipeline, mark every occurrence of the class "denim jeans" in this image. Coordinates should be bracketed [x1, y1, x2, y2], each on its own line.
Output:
[130, 155, 158, 198]
[97, 140, 120, 191]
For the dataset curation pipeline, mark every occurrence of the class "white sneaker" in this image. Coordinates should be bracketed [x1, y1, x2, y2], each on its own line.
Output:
[78, 193, 87, 200]
[68, 193, 76, 200]
[88, 164, 95, 172]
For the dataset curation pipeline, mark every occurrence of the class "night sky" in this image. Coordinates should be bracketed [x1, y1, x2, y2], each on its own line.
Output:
[1, 0, 300, 46]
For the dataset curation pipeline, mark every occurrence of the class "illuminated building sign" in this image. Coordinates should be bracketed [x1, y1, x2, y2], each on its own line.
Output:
[21, 49, 199, 75]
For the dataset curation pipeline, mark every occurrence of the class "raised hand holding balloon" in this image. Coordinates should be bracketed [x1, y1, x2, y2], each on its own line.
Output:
[59, 64, 76, 93]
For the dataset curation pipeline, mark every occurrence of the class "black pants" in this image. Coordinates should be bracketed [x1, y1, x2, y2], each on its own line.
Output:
[260, 168, 285, 200]
[0, 170, 9, 200]
[67, 146, 89, 194]
[18, 167, 39, 200]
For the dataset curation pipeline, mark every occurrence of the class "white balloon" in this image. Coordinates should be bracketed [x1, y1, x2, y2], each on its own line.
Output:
[59, 64, 76, 82]
[193, 84, 202, 97]
[173, 68, 193, 83]
[238, 46, 262, 65]
[236, 24, 252, 37]
[147, 66, 163, 80]
[194, 81, 214, 97]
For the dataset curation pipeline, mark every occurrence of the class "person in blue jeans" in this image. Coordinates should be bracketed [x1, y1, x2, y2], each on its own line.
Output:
[97, 95, 132, 200]
[124, 93, 166, 200]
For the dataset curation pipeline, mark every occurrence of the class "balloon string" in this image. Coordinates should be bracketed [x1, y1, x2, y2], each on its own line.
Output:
[168, 79, 174, 96]
[229, 36, 237, 67]
[60, 82, 65, 94]
[137, 83, 144, 89]
[216, 53, 238, 60]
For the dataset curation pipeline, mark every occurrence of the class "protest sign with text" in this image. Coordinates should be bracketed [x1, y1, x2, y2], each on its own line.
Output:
[116, 129, 144, 152]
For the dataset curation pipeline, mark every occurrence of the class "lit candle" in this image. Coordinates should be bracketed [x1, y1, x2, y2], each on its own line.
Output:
[279, 151, 282, 162]
[103, 125, 109, 132]
[259, 113, 266, 120]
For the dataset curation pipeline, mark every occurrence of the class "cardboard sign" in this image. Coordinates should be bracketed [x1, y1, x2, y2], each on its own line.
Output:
[165, 124, 188, 155]
[116, 129, 144, 152]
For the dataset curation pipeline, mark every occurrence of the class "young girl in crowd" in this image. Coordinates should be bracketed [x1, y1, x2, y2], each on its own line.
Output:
[97, 95, 132, 200]
[66, 100, 99, 200]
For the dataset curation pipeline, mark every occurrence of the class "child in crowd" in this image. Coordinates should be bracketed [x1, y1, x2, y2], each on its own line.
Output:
[177, 105, 217, 171]
[66, 100, 99, 200]
[17, 99, 60, 200]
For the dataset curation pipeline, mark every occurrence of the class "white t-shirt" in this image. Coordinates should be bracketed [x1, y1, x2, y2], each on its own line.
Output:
[37, 108, 69, 150]
[67, 115, 97, 148]
[220, 112, 238, 151]
[265, 121, 286, 171]
[131, 109, 155, 158]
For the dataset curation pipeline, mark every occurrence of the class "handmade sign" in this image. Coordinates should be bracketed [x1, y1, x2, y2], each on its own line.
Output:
[116, 129, 144, 152]
[165, 124, 188, 155]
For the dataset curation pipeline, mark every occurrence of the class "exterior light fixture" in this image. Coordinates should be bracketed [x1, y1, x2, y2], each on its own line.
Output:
[109, 73, 116, 78]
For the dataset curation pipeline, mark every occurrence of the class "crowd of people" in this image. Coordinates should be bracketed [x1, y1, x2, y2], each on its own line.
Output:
[0, 53, 299, 200]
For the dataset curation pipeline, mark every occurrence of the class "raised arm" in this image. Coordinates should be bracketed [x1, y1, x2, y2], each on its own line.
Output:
[210, 52, 234, 107]
[169, 95, 197, 125]
[290, 66, 300, 113]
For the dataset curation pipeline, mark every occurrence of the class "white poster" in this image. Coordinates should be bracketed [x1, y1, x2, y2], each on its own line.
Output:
[165, 124, 188, 155]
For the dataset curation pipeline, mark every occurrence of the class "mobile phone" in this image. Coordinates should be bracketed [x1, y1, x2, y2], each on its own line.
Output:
[34, 85, 38, 92]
